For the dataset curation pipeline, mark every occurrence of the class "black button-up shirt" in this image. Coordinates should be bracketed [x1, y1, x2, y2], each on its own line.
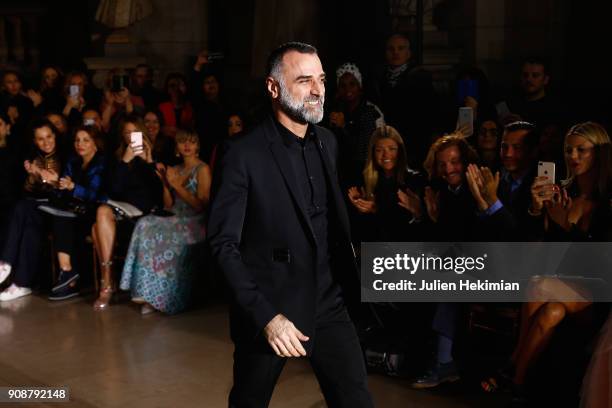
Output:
[275, 121, 343, 320]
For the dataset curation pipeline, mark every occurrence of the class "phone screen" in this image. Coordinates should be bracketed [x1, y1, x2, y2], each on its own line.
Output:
[457, 107, 474, 136]
[69, 85, 79, 98]
[130, 132, 143, 153]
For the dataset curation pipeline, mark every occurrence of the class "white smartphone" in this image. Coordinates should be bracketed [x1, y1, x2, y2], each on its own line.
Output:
[83, 118, 95, 126]
[130, 131, 143, 154]
[69, 85, 80, 98]
[538, 161, 556, 183]
[457, 107, 474, 136]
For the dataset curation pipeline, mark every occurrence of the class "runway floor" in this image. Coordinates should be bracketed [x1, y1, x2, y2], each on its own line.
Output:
[0, 294, 506, 408]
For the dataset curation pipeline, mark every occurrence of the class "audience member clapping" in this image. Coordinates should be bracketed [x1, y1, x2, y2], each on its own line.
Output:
[120, 129, 210, 315]
[0, 118, 62, 301]
[347, 125, 425, 242]
[46, 125, 107, 301]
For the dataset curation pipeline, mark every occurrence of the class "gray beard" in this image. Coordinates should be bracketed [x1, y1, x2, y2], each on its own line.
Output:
[278, 84, 324, 124]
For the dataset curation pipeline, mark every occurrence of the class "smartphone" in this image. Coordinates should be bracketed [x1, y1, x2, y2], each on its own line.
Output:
[130, 131, 143, 154]
[112, 74, 130, 92]
[538, 161, 556, 183]
[457, 107, 474, 136]
[83, 118, 95, 126]
[69, 85, 80, 98]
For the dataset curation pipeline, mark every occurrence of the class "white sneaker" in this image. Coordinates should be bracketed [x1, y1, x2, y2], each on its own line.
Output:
[0, 284, 32, 302]
[0, 262, 11, 285]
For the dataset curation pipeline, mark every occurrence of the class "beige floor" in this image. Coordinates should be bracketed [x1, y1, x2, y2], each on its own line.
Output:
[0, 295, 501, 408]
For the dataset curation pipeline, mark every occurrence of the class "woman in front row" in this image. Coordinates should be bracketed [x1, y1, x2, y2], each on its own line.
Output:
[347, 125, 425, 242]
[484, 122, 612, 406]
[91, 115, 163, 310]
[0, 118, 62, 301]
[47, 125, 107, 300]
[120, 129, 210, 314]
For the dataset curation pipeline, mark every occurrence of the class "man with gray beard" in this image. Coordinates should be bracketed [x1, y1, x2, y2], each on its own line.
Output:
[208, 42, 374, 408]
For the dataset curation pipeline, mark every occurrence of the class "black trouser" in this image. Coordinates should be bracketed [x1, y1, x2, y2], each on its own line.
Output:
[0, 198, 45, 287]
[51, 211, 94, 262]
[229, 317, 374, 408]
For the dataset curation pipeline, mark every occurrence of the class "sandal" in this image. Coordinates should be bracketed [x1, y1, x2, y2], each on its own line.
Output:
[93, 280, 114, 311]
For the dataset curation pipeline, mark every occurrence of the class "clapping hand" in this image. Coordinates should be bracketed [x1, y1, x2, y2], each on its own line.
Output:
[466, 164, 500, 211]
[58, 175, 75, 191]
[26, 89, 43, 107]
[165, 167, 189, 189]
[348, 186, 376, 214]
[40, 168, 59, 184]
[397, 187, 422, 218]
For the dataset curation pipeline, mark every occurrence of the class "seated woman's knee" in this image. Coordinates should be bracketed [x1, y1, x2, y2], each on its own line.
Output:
[96, 204, 114, 221]
[539, 302, 567, 328]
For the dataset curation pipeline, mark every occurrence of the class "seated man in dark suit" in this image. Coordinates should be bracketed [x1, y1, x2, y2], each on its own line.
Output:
[208, 42, 374, 408]
[466, 121, 540, 241]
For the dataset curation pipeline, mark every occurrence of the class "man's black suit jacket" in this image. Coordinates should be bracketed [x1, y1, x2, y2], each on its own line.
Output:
[207, 116, 359, 350]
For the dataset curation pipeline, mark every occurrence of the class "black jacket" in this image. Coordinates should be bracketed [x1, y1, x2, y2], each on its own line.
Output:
[207, 116, 358, 348]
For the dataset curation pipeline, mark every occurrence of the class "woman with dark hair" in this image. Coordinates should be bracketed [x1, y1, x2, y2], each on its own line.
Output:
[346, 125, 425, 242]
[0, 118, 62, 301]
[26, 65, 65, 114]
[209, 110, 247, 171]
[45, 125, 107, 301]
[158, 73, 193, 138]
[120, 129, 210, 314]
[143, 108, 174, 164]
[91, 115, 163, 310]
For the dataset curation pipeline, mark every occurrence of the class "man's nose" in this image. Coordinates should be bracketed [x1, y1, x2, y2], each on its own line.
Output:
[311, 81, 323, 96]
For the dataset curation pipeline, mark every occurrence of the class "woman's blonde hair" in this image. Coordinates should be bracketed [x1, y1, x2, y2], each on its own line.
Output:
[423, 132, 479, 181]
[562, 122, 612, 201]
[362, 125, 408, 198]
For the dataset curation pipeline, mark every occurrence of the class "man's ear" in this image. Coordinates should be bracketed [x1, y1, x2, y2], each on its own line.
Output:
[266, 77, 279, 99]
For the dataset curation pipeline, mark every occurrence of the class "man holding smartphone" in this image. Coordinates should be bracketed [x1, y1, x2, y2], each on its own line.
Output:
[208, 42, 373, 408]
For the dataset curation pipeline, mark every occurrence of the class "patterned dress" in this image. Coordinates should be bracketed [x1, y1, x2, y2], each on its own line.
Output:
[120, 164, 206, 314]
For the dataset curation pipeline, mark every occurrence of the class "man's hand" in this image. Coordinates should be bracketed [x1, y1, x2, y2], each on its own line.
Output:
[264, 314, 309, 357]
[466, 164, 499, 211]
